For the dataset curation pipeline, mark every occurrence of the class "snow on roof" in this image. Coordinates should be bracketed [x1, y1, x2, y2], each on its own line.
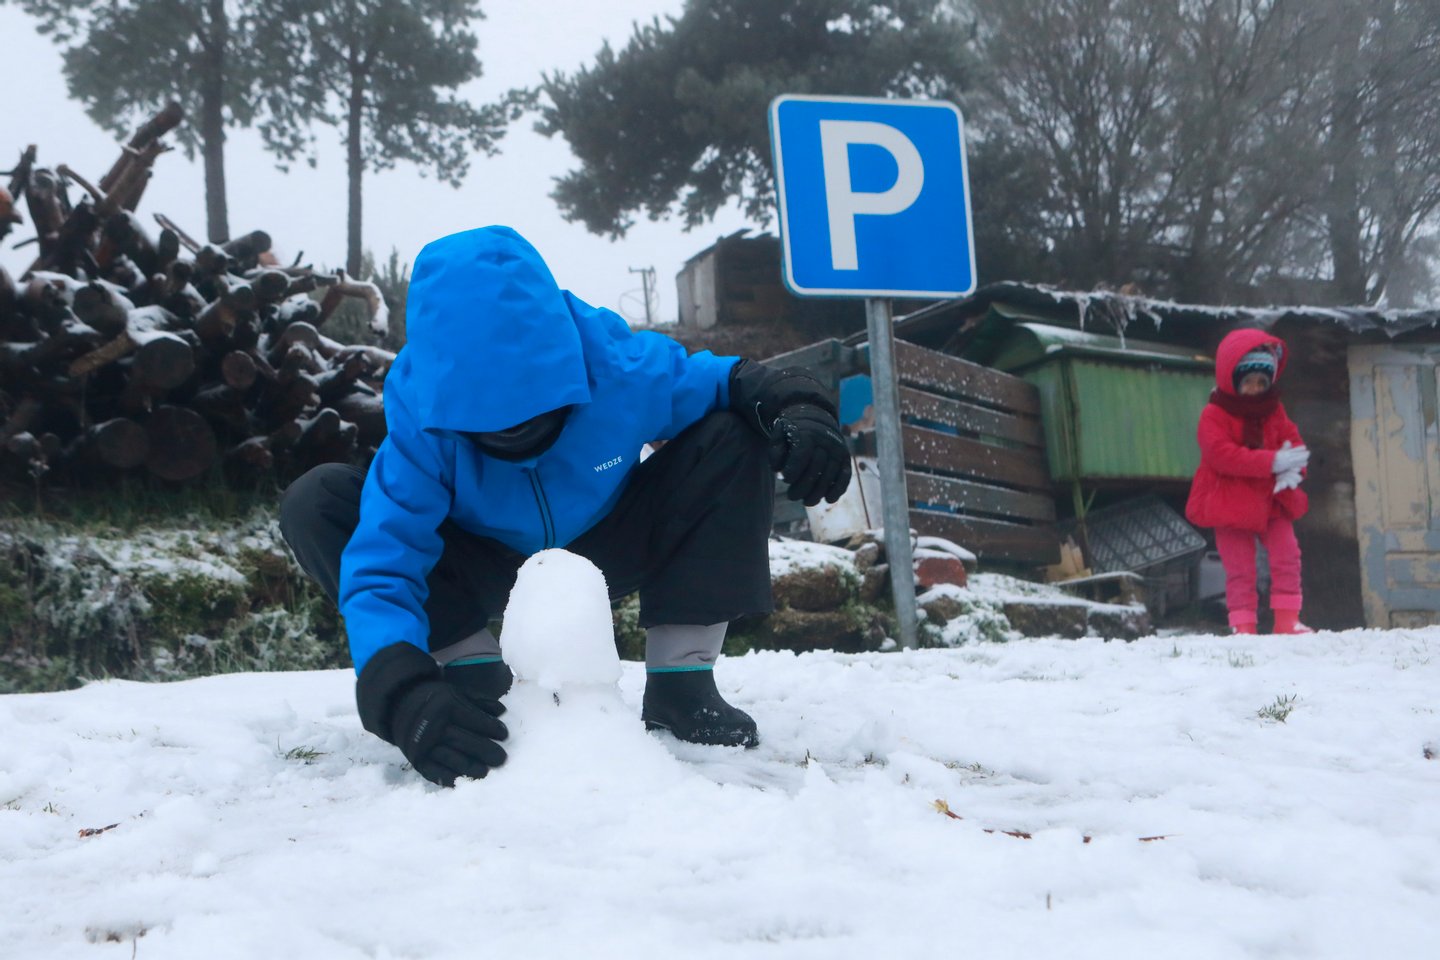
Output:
[890, 280, 1440, 342]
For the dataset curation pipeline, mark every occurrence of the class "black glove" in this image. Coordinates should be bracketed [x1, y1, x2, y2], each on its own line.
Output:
[729, 360, 852, 506]
[730, 361, 836, 427]
[443, 659, 514, 701]
[769, 403, 852, 506]
[356, 642, 509, 787]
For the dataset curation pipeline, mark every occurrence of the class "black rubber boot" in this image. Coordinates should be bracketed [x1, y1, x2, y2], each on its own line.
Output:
[642, 669, 759, 748]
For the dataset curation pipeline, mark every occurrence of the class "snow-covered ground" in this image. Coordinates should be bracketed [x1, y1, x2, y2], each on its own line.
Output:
[4, 627, 1438, 958]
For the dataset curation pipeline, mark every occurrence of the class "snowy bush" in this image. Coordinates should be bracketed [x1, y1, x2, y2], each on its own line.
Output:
[0, 509, 1140, 693]
[0, 511, 344, 693]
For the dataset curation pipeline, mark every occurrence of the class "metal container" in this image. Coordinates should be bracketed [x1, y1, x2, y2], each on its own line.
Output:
[971, 321, 1214, 482]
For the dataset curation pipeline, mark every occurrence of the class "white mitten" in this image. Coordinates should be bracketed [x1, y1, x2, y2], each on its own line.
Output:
[1271, 441, 1310, 474]
[1273, 468, 1303, 493]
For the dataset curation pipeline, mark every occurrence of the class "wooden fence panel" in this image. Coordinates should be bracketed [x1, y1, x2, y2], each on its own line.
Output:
[768, 337, 1059, 565]
[910, 511, 1061, 565]
[893, 339, 1042, 416]
[898, 386, 1045, 448]
[856, 426, 1052, 492]
[904, 471, 1057, 523]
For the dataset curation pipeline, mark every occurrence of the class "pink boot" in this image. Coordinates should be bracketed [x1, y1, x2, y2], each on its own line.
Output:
[1272, 609, 1313, 635]
[1229, 613, 1258, 635]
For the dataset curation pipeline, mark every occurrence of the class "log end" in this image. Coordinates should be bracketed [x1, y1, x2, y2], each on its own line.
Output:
[144, 405, 216, 482]
[132, 332, 196, 390]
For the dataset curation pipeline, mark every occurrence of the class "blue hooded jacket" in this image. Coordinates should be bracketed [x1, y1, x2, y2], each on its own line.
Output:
[338, 227, 738, 672]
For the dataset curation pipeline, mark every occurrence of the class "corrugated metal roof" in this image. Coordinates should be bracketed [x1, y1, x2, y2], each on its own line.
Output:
[987, 321, 1213, 373]
[869, 281, 1440, 349]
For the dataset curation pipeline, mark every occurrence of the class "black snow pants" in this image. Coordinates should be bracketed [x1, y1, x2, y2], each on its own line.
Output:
[278, 411, 777, 655]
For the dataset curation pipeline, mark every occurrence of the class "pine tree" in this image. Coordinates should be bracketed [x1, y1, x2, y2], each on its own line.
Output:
[255, 0, 513, 276]
[13, 0, 266, 242]
[536, 0, 973, 238]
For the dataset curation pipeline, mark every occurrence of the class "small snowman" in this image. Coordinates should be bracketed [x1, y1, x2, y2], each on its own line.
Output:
[502, 549, 622, 692]
[497, 550, 665, 779]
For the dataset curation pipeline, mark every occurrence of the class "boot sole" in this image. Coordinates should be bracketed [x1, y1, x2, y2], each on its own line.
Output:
[643, 718, 759, 749]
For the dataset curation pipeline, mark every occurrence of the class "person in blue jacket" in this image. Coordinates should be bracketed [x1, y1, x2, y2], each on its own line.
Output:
[280, 226, 850, 787]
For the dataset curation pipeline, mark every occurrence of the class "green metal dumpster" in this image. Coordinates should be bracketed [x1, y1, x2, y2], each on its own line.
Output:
[961, 320, 1214, 482]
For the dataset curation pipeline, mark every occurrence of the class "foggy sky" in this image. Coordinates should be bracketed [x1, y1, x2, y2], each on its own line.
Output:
[0, 0, 754, 325]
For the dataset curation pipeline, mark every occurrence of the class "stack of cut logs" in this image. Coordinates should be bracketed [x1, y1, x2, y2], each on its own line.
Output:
[0, 104, 393, 487]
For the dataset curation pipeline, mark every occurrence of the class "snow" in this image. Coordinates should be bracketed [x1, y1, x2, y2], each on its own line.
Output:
[47, 530, 252, 587]
[915, 534, 977, 564]
[4, 628, 1438, 958]
[954, 280, 1440, 339]
[501, 550, 621, 688]
[767, 537, 859, 578]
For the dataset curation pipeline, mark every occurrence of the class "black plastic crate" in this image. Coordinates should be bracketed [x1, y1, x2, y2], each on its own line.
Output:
[1062, 495, 1207, 616]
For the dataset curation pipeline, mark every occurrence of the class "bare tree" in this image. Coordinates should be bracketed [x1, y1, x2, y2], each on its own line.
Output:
[1160, 1, 1325, 302]
[967, 0, 1440, 305]
[12, 0, 263, 243]
[255, 0, 512, 276]
[969, 0, 1181, 290]
[1320, 0, 1440, 304]
[536, 0, 972, 239]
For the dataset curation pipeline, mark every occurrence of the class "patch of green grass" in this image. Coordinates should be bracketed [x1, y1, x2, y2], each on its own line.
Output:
[944, 760, 995, 778]
[720, 625, 757, 658]
[926, 594, 1013, 646]
[0, 573, 33, 645]
[280, 745, 327, 764]
[1258, 693, 1298, 723]
[610, 594, 645, 661]
[143, 573, 249, 642]
[1228, 651, 1255, 668]
[2, 473, 283, 531]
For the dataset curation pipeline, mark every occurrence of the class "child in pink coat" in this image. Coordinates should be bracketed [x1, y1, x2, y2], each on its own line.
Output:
[1185, 329, 1312, 634]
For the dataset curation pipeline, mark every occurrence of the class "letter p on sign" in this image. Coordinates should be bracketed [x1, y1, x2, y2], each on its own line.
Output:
[770, 96, 975, 299]
[820, 121, 925, 271]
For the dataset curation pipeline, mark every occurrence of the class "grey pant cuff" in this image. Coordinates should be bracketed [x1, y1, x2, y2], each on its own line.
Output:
[645, 622, 726, 670]
[430, 627, 502, 665]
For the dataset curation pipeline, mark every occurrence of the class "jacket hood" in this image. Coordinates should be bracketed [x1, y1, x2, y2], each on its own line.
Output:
[1214, 328, 1287, 396]
[401, 225, 591, 433]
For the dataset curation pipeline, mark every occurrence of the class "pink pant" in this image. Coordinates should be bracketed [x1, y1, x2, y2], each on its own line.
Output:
[1214, 518, 1303, 627]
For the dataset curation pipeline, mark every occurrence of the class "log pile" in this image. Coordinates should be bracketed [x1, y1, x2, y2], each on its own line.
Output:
[0, 104, 393, 488]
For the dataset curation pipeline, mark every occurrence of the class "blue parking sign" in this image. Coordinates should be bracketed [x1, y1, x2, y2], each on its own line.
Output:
[769, 95, 975, 298]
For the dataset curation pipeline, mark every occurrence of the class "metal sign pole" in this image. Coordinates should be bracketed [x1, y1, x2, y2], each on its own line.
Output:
[769, 94, 973, 651]
[865, 297, 919, 650]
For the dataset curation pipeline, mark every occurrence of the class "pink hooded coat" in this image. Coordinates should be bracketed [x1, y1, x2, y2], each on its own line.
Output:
[1184, 329, 1308, 534]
